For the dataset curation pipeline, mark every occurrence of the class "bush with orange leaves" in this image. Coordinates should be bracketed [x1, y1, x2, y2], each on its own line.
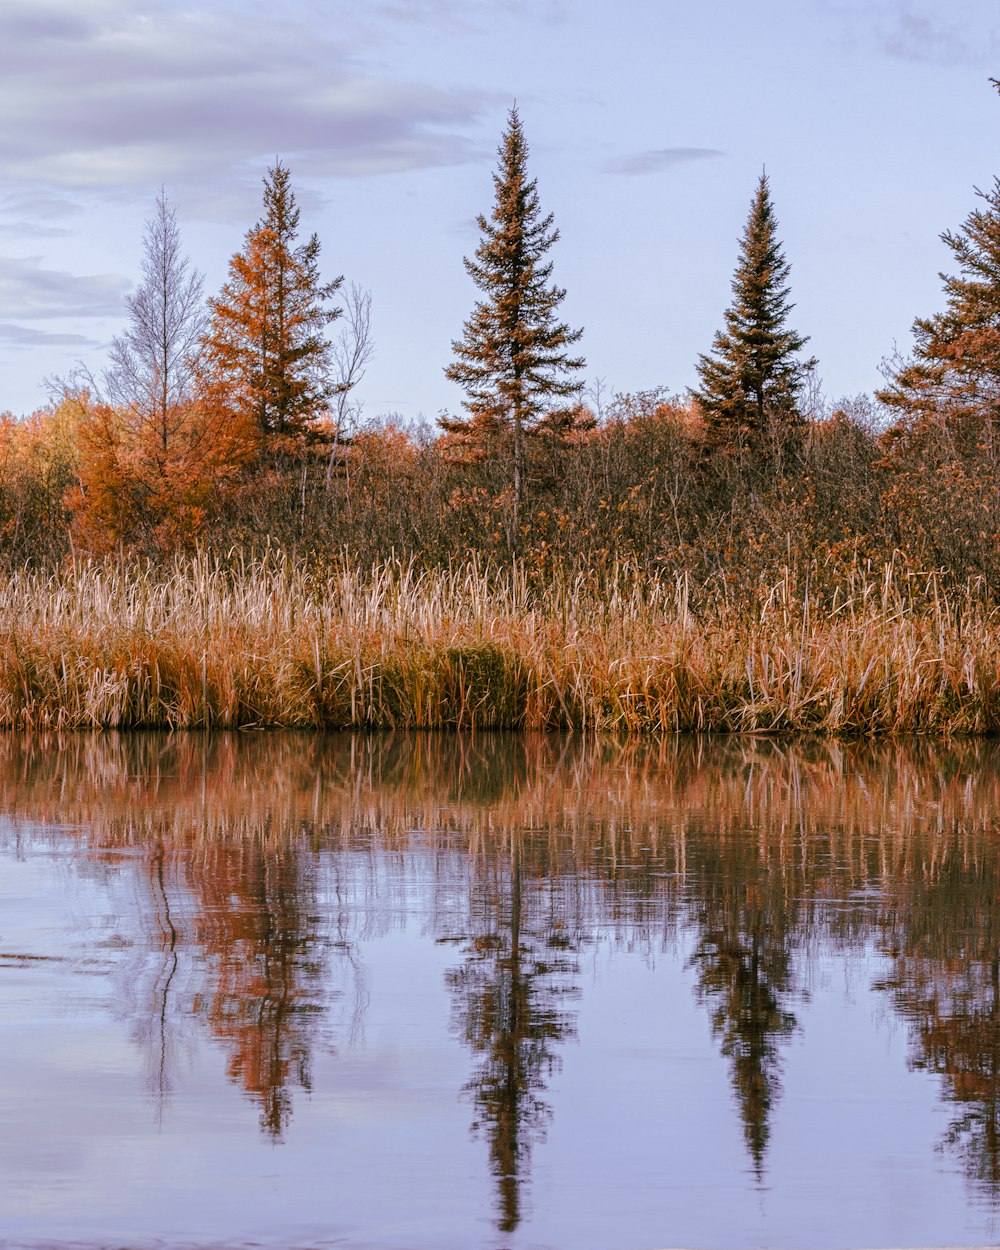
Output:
[0, 399, 78, 567]
[66, 389, 256, 556]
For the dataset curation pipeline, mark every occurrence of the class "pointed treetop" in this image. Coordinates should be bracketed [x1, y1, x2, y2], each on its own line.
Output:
[877, 91, 1000, 428]
[694, 172, 815, 444]
[446, 104, 583, 431]
[257, 159, 301, 242]
[444, 106, 584, 538]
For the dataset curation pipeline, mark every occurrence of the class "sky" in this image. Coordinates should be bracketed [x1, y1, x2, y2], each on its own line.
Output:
[1, 0, 1000, 422]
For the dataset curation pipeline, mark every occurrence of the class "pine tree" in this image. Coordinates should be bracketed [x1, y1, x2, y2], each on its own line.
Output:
[695, 174, 815, 446]
[878, 172, 1000, 425]
[202, 161, 342, 438]
[444, 107, 584, 532]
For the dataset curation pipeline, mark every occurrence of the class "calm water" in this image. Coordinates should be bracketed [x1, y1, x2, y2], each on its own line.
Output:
[3, 733, 1000, 1250]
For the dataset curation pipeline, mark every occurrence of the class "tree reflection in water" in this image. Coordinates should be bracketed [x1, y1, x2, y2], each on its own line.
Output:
[877, 843, 1000, 1196]
[688, 857, 799, 1176]
[6, 733, 1000, 1217]
[190, 833, 326, 1138]
[126, 821, 333, 1139]
[446, 836, 579, 1232]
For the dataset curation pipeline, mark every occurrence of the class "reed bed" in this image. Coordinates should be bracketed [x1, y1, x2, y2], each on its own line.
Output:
[2, 553, 999, 734]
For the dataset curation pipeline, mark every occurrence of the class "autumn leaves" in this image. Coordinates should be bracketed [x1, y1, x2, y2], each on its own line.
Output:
[70, 163, 343, 552]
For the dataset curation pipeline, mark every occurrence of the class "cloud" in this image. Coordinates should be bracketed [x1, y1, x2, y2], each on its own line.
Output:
[1, 192, 85, 222]
[0, 0, 487, 206]
[0, 7, 99, 42]
[875, 7, 977, 64]
[0, 256, 129, 320]
[605, 148, 725, 176]
[0, 323, 95, 348]
[0, 223, 74, 239]
[373, 0, 567, 30]
[0, 192, 84, 236]
[827, 0, 1000, 66]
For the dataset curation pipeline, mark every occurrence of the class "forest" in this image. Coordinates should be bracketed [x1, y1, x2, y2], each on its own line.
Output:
[2, 95, 1000, 732]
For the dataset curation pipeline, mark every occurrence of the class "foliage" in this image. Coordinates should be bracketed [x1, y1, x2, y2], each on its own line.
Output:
[0, 402, 77, 566]
[879, 179, 1000, 424]
[9, 95, 1000, 639]
[695, 173, 816, 446]
[66, 195, 256, 554]
[444, 107, 584, 532]
[67, 389, 255, 555]
[201, 161, 343, 438]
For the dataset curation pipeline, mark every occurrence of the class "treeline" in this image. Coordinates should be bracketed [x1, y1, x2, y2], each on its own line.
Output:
[3, 93, 1000, 603]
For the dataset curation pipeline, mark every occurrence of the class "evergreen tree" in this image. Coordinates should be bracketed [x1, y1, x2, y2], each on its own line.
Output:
[878, 170, 1000, 424]
[444, 107, 584, 532]
[695, 173, 815, 445]
[202, 161, 342, 438]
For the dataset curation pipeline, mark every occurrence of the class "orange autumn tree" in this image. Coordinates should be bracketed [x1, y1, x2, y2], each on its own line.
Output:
[0, 399, 79, 565]
[877, 82, 1000, 429]
[200, 161, 343, 441]
[68, 192, 254, 553]
[69, 393, 254, 554]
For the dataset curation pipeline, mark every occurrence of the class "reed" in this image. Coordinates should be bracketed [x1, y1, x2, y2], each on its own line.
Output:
[1, 552, 999, 734]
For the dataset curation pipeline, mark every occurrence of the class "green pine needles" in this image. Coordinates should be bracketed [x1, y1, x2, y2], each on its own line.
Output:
[695, 173, 815, 446]
[445, 106, 584, 531]
[878, 174, 1000, 423]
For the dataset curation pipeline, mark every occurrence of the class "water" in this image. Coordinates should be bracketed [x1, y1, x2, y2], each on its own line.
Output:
[2, 732, 1000, 1250]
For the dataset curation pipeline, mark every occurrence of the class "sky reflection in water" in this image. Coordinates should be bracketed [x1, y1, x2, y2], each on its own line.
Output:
[2, 732, 1000, 1249]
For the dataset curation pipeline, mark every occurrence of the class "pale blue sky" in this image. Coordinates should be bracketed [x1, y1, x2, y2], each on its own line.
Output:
[1, 0, 999, 420]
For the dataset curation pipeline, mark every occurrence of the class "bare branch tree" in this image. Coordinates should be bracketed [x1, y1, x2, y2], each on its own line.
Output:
[327, 282, 374, 490]
[585, 375, 609, 423]
[104, 189, 206, 461]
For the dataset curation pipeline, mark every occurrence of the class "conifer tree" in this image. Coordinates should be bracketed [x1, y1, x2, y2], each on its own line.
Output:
[202, 161, 342, 438]
[444, 107, 584, 531]
[878, 157, 1000, 424]
[695, 174, 815, 445]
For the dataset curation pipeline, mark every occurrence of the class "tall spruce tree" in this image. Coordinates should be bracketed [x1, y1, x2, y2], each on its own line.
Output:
[878, 127, 1000, 425]
[695, 173, 815, 445]
[202, 161, 342, 438]
[444, 107, 584, 532]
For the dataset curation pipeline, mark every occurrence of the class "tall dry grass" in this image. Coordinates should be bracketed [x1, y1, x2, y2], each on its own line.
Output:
[2, 552, 999, 733]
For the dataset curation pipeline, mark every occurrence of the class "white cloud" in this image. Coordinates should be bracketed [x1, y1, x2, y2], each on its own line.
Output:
[827, 0, 1000, 66]
[606, 148, 726, 176]
[0, 0, 487, 202]
[372, 0, 567, 31]
[0, 323, 95, 348]
[0, 256, 128, 320]
[0, 191, 86, 239]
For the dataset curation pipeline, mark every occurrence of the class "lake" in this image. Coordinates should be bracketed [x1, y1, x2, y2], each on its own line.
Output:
[2, 732, 1000, 1250]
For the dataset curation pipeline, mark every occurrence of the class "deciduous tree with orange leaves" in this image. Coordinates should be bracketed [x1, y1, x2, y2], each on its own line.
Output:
[201, 161, 343, 440]
[68, 192, 255, 553]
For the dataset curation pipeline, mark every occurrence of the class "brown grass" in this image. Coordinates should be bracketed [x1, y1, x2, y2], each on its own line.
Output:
[2, 553, 999, 733]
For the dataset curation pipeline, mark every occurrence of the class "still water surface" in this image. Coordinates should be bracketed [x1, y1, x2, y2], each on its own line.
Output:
[2, 732, 1000, 1249]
